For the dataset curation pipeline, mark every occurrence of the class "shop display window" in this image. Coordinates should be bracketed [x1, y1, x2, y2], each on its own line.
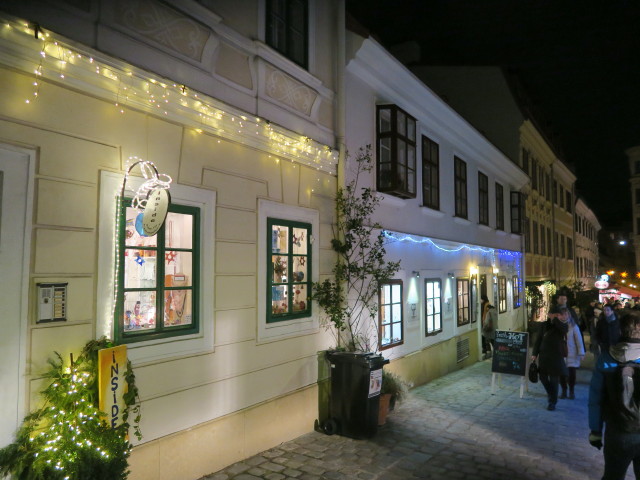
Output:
[267, 218, 311, 322]
[116, 200, 200, 343]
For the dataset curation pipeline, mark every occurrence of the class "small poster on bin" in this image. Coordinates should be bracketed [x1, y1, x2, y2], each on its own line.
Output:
[368, 368, 383, 398]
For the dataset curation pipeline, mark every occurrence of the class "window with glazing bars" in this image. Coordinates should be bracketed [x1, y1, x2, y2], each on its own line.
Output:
[116, 200, 200, 344]
[267, 218, 312, 322]
[422, 135, 440, 209]
[424, 279, 442, 336]
[376, 105, 417, 198]
[498, 276, 507, 313]
[478, 172, 489, 225]
[266, 0, 308, 68]
[454, 157, 468, 219]
[495, 182, 504, 230]
[456, 278, 470, 326]
[379, 280, 404, 349]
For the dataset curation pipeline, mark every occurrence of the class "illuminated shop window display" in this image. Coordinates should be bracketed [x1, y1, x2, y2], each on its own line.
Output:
[268, 218, 311, 322]
[117, 201, 199, 343]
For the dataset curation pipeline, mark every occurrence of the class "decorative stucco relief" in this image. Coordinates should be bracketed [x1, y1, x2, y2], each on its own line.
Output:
[265, 66, 317, 117]
[114, 0, 210, 61]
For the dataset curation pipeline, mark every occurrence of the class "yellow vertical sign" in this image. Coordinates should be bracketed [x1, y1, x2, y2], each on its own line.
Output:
[98, 345, 128, 428]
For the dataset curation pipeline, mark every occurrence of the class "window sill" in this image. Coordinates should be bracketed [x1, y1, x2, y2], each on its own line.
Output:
[421, 206, 445, 219]
[478, 224, 491, 232]
[453, 216, 472, 226]
[496, 229, 507, 236]
[377, 193, 407, 208]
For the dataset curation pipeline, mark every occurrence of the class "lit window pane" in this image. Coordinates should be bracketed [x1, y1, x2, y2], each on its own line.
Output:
[272, 225, 289, 253]
[392, 304, 401, 322]
[124, 250, 156, 288]
[164, 289, 192, 327]
[292, 227, 307, 254]
[165, 212, 193, 249]
[123, 291, 156, 331]
[292, 284, 308, 312]
[272, 255, 289, 283]
[271, 285, 288, 315]
[292, 256, 307, 282]
[391, 284, 401, 300]
[165, 252, 192, 286]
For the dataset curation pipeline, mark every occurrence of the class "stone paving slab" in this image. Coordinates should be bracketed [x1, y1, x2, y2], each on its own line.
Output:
[201, 356, 633, 480]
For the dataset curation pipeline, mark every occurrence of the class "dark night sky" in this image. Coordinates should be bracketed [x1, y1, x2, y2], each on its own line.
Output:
[346, 0, 640, 229]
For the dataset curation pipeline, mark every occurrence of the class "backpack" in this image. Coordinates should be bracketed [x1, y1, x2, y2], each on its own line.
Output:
[604, 361, 640, 433]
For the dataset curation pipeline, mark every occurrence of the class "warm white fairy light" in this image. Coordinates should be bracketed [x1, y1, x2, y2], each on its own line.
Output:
[1, 15, 338, 174]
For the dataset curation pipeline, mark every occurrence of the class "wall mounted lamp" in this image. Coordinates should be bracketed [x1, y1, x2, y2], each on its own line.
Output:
[412, 270, 420, 278]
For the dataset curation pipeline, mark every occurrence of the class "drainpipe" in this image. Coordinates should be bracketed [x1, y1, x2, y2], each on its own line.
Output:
[336, 0, 346, 187]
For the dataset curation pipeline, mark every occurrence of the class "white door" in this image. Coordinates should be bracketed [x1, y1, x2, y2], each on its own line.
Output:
[0, 145, 32, 447]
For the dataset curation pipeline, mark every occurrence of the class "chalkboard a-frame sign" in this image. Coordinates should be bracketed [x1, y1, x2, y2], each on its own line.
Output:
[491, 330, 528, 376]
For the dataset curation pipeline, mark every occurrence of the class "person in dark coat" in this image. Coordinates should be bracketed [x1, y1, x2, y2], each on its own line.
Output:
[594, 305, 621, 358]
[532, 306, 569, 411]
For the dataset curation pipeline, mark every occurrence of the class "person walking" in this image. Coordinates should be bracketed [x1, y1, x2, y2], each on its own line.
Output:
[480, 295, 491, 357]
[532, 306, 569, 411]
[595, 304, 621, 357]
[589, 311, 640, 480]
[560, 308, 585, 399]
[482, 304, 497, 353]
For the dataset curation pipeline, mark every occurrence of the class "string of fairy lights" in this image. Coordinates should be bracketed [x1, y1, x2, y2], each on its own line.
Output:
[0, 16, 338, 176]
[382, 230, 524, 284]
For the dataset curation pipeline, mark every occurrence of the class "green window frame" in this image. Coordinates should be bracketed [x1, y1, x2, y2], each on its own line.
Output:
[267, 218, 312, 323]
[379, 280, 404, 349]
[115, 199, 200, 344]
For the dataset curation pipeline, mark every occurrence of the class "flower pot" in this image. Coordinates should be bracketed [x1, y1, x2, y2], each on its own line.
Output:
[378, 393, 392, 426]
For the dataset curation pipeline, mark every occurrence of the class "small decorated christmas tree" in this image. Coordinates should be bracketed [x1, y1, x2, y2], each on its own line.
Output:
[0, 338, 140, 480]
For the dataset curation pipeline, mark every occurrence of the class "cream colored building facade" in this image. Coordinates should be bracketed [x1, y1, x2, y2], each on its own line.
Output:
[574, 198, 601, 288]
[627, 146, 640, 269]
[0, 2, 341, 479]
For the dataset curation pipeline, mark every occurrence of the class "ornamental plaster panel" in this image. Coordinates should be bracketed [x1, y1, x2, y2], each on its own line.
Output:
[113, 0, 211, 61]
[265, 65, 317, 117]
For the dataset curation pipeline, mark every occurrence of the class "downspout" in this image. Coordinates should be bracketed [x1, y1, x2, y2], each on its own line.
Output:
[336, 0, 346, 186]
[551, 163, 558, 285]
[335, 0, 346, 347]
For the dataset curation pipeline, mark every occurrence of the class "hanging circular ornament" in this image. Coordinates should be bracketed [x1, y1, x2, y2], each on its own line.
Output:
[142, 188, 171, 236]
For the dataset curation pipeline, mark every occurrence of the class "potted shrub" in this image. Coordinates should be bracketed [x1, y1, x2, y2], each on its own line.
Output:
[379, 370, 409, 425]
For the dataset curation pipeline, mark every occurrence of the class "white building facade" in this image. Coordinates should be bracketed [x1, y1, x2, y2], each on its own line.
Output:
[344, 33, 529, 385]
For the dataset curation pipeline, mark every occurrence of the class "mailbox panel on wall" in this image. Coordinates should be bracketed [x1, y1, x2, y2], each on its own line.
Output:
[37, 283, 68, 323]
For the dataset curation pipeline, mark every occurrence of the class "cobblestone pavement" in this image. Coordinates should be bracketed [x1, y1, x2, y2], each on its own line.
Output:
[201, 355, 631, 480]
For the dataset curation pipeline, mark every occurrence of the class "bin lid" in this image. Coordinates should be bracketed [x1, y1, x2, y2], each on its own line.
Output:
[327, 351, 388, 366]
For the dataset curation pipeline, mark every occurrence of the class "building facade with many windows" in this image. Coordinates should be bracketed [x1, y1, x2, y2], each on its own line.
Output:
[575, 197, 601, 288]
[0, 1, 340, 478]
[410, 66, 588, 320]
[345, 33, 528, 386]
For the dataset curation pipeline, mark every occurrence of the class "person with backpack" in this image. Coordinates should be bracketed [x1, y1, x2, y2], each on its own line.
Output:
[589, 311, 640, 479]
